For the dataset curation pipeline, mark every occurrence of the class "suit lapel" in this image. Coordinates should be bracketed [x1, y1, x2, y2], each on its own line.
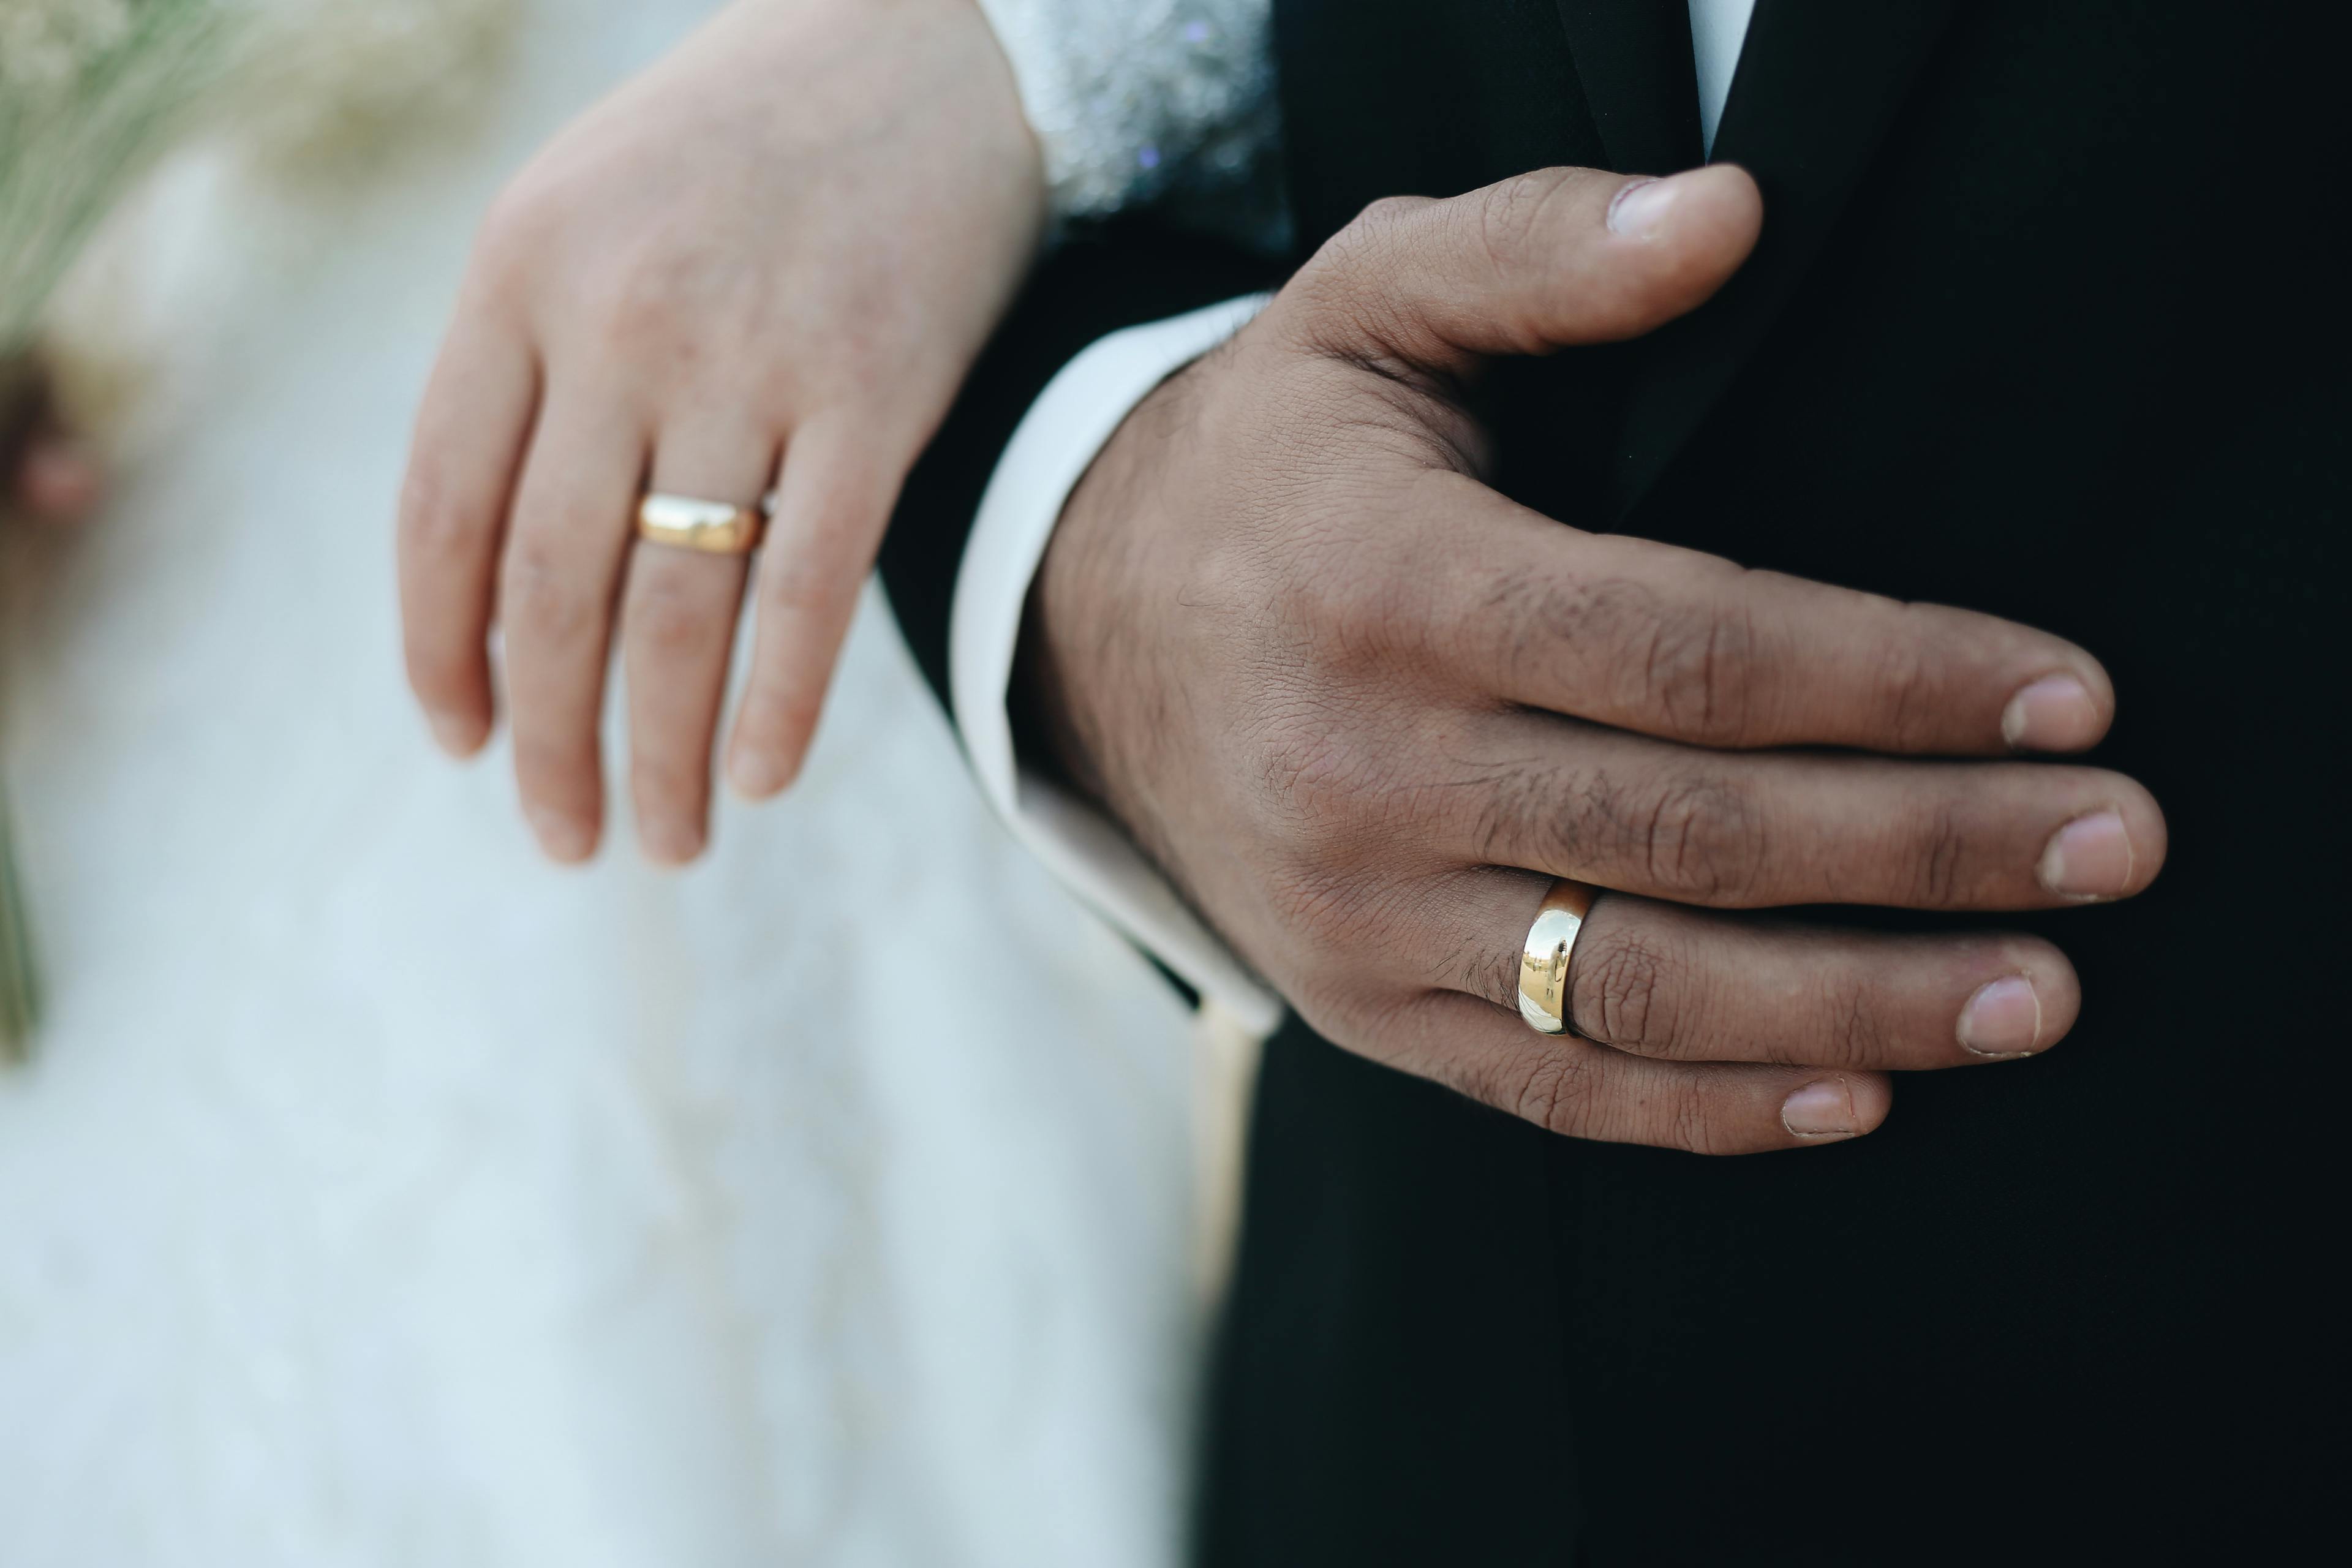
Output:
[1552, 0, 1705, 175]
[1607, 0, 1961, 518]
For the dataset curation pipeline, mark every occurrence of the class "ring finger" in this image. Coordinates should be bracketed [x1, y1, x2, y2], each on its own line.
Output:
[623, 417, 776, 864]
[1401, 869, 2080, 1070]
[1458, 865, 2088, 1072]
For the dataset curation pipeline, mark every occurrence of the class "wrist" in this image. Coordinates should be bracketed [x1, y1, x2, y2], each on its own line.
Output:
[1017, 364, 1196, 842]
[737, 0, 1046, 235]
[929, 0, 1052, 255]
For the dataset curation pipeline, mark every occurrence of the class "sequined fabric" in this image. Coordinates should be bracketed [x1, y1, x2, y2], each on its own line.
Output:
[977, 0, 1281, 243]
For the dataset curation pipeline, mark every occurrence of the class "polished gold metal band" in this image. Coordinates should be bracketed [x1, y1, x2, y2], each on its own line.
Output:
[635, 492, 775, 556]
[1518, 878, 1599, 1035]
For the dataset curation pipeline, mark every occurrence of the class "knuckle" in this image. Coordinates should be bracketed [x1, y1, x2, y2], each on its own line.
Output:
[1289, 543, 1425, 671]
[1653, 1074, 1707, 1152]
[571, 244, 731, 374]
[1471, 176, 1545, 272]
[500, 537, 594, 644]
[1795, 971, 1885, 1070]
[1635, 595, 1759, 745]
[1869, 620, 1941, 749]
[1499, 567, 1758, 744]
[1627, 772, 1765, 903]
[1499, 1047, 1594, 1139]
[1474, 566, 1599, 698]
[1455, 903, 1531, 1012]
[1352, 194, 1431, 236]
[1468, 173, 1573, 293]
[1244, 702, 1392, 861]
[1466, 756, 1563, 868]
[1567, 921, 1684, 1055]
[1905, 795, 1971, 907]
[1322, 195, 1430, 273]
[1664, 1078, 1745, 1156]
[594, 262, 691, 355]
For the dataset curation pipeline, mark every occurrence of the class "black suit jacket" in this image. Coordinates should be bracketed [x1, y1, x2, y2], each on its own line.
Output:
[881, 2, 2349, 1561]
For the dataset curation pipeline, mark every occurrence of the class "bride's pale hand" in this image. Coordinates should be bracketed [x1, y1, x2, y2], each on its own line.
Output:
[398, 0, 1043, 864]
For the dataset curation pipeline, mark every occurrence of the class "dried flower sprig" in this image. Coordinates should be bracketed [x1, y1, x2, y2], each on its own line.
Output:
[4, 0, 246, 1058]
[2, 0, 521, 1060]
[1, 0, 247, 352]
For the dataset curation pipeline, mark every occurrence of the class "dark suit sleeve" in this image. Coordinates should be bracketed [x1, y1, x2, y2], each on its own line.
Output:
[876, 218, 1288, 713]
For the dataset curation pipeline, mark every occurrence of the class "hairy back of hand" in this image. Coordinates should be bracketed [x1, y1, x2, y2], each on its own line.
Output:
[1029, 166, 2164, 1153]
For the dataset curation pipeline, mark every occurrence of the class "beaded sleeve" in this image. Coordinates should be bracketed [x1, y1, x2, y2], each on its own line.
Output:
[974, 0, 1284, 246]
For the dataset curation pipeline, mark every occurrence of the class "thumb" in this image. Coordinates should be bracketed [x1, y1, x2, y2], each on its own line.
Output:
[1279, 165, 1762, 379]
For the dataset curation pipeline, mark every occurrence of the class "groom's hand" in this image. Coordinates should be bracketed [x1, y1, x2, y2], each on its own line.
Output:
[1028, 166, 2166, 1154]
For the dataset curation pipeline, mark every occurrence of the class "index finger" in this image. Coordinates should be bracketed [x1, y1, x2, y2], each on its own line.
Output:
[1421, 471, 2113, 756]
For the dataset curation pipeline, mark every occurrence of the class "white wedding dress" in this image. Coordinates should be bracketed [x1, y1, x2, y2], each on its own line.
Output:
[0, 4, 1212, 1564]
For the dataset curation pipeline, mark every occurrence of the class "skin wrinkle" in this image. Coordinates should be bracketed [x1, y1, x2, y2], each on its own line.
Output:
[1698, 592, 1758, 743]
[1635, 768, 1767, 904]
[1474, 173, 1588, 323]
[1871, 608, 1939, 753]
[1637, 580, 1749, 744]
[1829, 974, 1882, 1072]
[1914, 795, 1969, 908]
[1572, 921, 1672, 1052]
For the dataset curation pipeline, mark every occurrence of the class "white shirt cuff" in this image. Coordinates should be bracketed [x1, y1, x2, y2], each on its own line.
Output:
[948, 293, 1284, 1035]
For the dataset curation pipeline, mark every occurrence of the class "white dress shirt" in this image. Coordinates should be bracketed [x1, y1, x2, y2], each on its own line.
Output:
[949, 2, 1759, 1026]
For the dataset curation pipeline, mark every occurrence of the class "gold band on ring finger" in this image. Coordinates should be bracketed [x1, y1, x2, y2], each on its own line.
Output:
[636, 491, 777, 556]
[1518, 878, 1600, 1035]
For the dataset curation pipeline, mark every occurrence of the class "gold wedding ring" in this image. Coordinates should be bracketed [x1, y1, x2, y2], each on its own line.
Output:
[635, 492, 776, 556]
[1518, 878, 1599, 1035]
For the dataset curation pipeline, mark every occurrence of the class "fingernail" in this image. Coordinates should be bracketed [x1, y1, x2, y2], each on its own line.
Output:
[527, 807, 594, 864]
[2038, 809, 2135, 900]
[1781, 1078, 1860, 1139]
[1607, 176, 1679, 237]
[1957, 975, 2043, 1057]
[2001, 675, 2100, 752]
[427, 710, 483, 758]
